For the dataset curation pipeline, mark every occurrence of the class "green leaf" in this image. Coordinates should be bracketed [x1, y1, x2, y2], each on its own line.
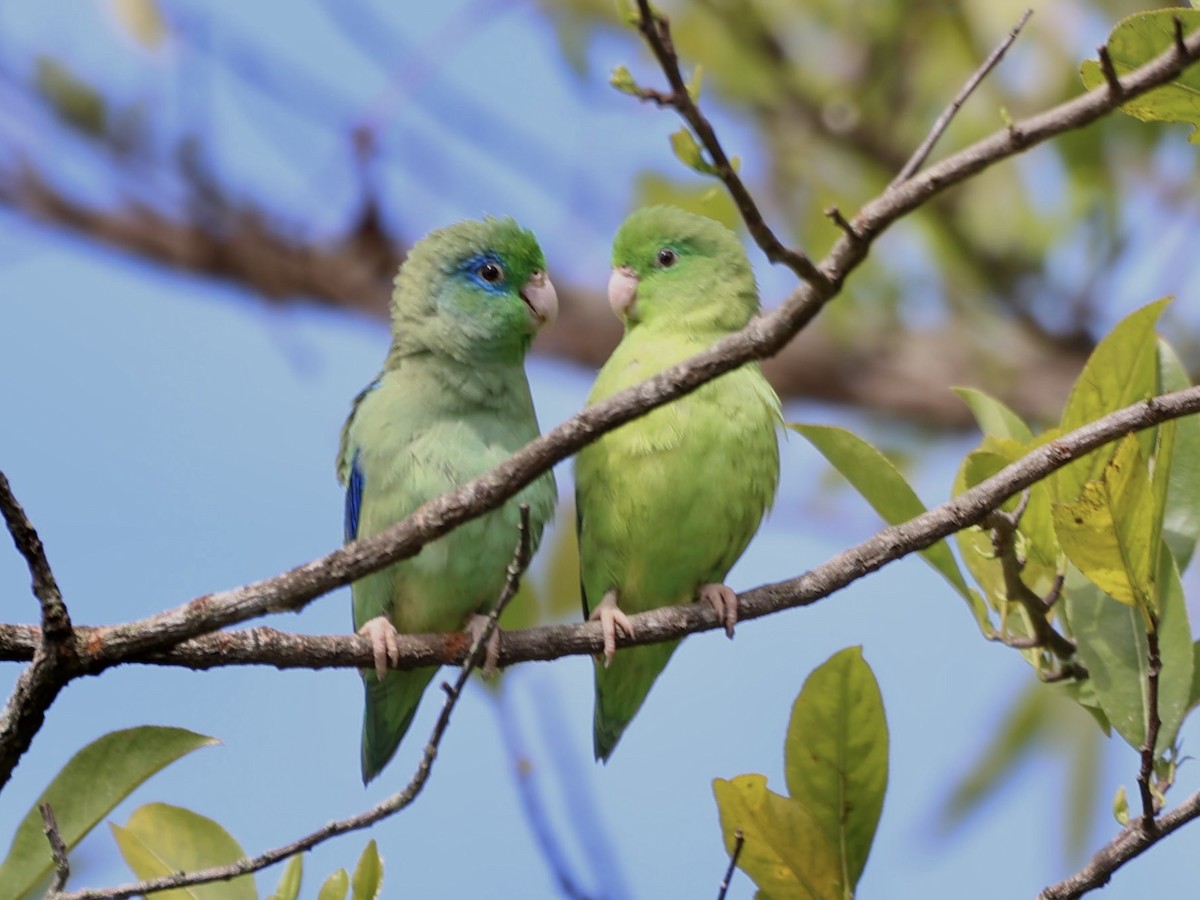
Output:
[1155, 552, 1195, 751]
[1063, 551, 1193, 752]
[793, 423, 990, 632]
[609, 64, 639, 95]
[1080, 11, 1200, 142]
[1158, 340, 1200, 571]
[351, 840, 383, 900]
[784, 647, 888, 889]
[669, 127, 714, 174]
[110, 803, 254, 899]
[1053, 434, 1156, 610]
[268, 855, 303, 900]
[1055, 299, 1168, 504]
[318, 868, 350, 900]
[1113, 785, 1130, 826]
[952, 387, 1033, 443]
[713, 775, 840, 900]
[1190, 640, 1200, 711]
[0, 726, 218, 897]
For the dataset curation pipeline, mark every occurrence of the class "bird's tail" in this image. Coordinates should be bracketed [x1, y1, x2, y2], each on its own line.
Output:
[593, 639, 681, 762]
[361, 667, 439, 784]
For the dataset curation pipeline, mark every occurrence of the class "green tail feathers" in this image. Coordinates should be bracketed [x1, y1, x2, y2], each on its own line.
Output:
[593, 640, 680, 762]
[360, 667, 438, 784]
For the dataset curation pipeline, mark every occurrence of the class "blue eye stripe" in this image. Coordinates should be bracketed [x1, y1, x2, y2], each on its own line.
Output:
[461, 254, 508, 294]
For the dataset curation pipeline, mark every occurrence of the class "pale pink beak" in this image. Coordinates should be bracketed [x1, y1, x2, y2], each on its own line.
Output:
[520, 271, 558, 326]
[608, 266, 638, 318]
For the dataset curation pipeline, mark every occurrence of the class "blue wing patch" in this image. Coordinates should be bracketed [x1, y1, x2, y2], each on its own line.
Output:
[345, 451, 364, 542]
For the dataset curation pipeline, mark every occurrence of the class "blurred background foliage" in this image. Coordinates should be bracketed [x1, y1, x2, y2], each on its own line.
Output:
[5, 0, 1199, 427]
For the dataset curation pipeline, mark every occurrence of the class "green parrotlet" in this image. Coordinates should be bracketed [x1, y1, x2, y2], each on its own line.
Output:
[576, 206, 781, 762]
[338, 217, 558, 783]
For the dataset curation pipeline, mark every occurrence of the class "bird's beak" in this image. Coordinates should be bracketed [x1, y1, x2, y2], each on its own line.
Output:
[608, 266, 638, 318]
[520, 271, 558, 327]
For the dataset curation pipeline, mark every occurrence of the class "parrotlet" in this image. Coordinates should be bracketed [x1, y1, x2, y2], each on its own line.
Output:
[338, 217, 558, 783]
[576, 206, 781, 761]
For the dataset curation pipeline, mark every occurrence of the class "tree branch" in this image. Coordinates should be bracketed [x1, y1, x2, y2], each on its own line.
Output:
[1137, 613, 1163, 824]
[5, 387, 1200, 678]
[47, 508, 535, 900]
[1038, 788, 1200, 899]
[892, 8, 1034, 184]
[632, 0, 826, 285]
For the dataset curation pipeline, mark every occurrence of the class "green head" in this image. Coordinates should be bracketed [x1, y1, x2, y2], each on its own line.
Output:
[389, 217, 557, 364]
[608, 206, 758, 334]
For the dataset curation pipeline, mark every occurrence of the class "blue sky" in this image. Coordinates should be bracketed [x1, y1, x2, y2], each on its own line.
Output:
[1, 2, 1198, 898]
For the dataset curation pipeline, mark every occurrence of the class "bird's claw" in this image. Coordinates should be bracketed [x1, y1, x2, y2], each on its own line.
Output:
[699, 583, 739, 638]
[589, 590, 634, 667]
[359, 616, 401, 681]
[466, 614, 503, 678]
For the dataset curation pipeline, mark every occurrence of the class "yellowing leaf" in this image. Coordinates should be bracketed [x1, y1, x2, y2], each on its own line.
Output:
[1055, 299, 1168, 504]
[713, 647, 888, 899]
[1053, 435, 1155, 610]
[712, 775, 840, 900]
[110, 803, 254, 899]
[0, 726, 218, 898]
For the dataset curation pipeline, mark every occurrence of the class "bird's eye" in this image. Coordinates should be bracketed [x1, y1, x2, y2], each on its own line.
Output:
[477, 261, 504, 284]
[656, 248, 677, 268]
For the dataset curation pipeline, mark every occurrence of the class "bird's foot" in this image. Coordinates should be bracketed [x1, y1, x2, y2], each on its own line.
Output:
[465, 614, 503, 678]
[358, 616, 401, 681]
[589, 589, 634, 668]
[698, 583, 739, 638]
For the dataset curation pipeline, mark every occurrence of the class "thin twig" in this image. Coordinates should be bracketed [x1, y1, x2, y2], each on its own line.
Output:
[984, 510, 1076, 660]
[0, 472, 70, 640]
[1097, 46, 1124, 99]
[48, 509, 536, 900]
[1173, 15, 1188, 58]
[40, 801, 70, 891]
[0, 473, 75, 793]
[1039, 788, 1200, 899]
[631, 0, 826, 286]
[893, 8, 1034, 184]
[823, 206, 859, 240]
[716, 829, 744, 900]
[1137, 613, 1163, 825]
